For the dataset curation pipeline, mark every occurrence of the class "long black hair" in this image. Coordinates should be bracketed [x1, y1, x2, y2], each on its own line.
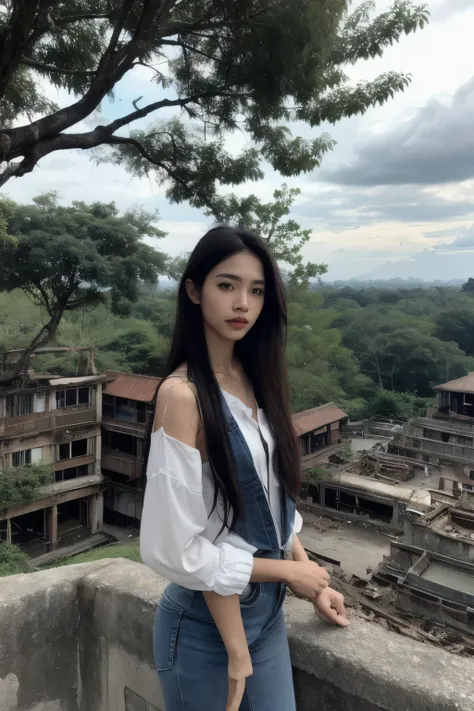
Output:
[162, 226, 299, 529]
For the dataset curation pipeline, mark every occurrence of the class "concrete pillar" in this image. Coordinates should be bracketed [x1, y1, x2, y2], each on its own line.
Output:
[48, 504, 58, 551]
[90, 492, 104, 534]
[95, 431, 102, 476]
[96, 382, 102, 424]
[6, 518, 11, 544]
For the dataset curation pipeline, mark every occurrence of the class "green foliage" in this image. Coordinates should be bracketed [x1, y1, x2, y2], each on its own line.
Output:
[435, 302, 474, 356]
[98, 320, 169, 375]
[341, 443, 353, 460]
[0, 195, 168, 380]
[3, 265, 474, 425]
[0, 542, 33, 577]
[366, 390, 432, 420]
[53, 542, 142, 567]
[207, 184, 327, 283]
[1, 1, 428, 199]
[0, 463, 54, 512]
[1, 194, 167, 315]
[461, 278, 474, 293]
[309, 467, 332, 482]
[330, 288, 474, 396]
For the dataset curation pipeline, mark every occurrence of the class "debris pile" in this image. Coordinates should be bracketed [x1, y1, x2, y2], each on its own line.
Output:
[302, 550, 474, 657]
[356, 451, 415, 483]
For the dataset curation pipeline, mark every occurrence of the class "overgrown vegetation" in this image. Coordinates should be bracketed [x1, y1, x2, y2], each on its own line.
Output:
[0, 463, 54, 512]
[309, 467, 332, 482]
[3, 276, 474, 419]
[52, 542, 142, 567]
[0, 541, 33, 577]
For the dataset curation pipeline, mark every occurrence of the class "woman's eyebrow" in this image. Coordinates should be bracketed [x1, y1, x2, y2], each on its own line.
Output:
[215, 272, 265, 285]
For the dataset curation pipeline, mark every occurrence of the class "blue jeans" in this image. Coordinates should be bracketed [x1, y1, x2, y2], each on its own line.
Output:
[154, 582, 296, 710]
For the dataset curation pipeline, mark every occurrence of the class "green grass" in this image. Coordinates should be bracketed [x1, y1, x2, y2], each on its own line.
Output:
[53, 541, 142, 567]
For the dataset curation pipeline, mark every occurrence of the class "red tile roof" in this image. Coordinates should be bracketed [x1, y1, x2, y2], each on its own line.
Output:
[292, 403, 348, 437]
[436, 373, 474, 394]
[103, 371, 161, 403]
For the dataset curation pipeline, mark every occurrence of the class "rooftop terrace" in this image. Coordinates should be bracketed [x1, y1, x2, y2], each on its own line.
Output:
[1, 559, 474, 711]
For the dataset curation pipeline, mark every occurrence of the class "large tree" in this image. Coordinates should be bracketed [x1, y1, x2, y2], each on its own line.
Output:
[0, 193, 167, 381]
[0, 0, 428, 208]
[207, 183, 326, 282]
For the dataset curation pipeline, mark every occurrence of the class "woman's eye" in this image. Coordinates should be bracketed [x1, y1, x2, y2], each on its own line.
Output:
[252, 288, 264, 296]
[218, 282, 233, 291]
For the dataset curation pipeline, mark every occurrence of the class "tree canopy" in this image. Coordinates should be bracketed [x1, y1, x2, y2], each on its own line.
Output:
[0, 193, 167, 381]
[208, 184, 326, 282]
[1, 0, 428, 213]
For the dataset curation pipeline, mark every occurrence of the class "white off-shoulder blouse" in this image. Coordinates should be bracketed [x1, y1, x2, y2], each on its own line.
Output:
[140, 389, 302, 596]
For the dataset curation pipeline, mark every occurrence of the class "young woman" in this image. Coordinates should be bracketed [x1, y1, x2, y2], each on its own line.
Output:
[140, 226, 349, 711]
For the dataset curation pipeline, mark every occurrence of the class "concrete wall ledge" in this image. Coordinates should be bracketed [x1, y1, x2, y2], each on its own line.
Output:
[1, 559, 473, 711]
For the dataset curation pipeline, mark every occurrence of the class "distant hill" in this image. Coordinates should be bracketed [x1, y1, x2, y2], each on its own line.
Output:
[316, 277, 464, 290]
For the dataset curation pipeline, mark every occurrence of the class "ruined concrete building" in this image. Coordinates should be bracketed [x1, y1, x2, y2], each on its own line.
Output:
[101, 371, 161, 527]
[0, 368, 105, 555]
[391, 372, 474, 494]
[0, 355, 164, 557]
[377, 490, 474, 634]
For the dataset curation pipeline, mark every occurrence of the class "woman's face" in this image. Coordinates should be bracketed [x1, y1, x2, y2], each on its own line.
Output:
[187, 250, 265, 342]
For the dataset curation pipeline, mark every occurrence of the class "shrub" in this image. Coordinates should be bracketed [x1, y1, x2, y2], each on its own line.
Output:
[0, 463, 54, 511]
[0, 541, 33, 577]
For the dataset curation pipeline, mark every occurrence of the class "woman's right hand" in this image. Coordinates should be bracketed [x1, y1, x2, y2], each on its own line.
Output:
[285, 560, 330, 600]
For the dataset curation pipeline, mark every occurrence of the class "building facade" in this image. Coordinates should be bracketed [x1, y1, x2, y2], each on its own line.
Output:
[0, 374, 105, 556]
[377, 491, 474, 634]
[292, 402, 348, 469]
[390, 373, 474, 491]
[101, 371, 160, 527]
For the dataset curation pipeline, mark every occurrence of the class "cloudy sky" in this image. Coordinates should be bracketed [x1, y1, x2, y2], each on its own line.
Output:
[4, 0, 474, 281]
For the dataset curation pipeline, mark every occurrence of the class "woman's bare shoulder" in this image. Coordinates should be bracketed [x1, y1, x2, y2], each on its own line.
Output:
[154, 368, 198, 442]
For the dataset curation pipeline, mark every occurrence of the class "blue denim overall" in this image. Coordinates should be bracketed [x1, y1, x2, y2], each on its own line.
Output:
[153, 396, 297, 710]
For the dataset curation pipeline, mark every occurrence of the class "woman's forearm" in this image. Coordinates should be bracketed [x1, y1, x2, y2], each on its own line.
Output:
[249, 535, 308, 582]
[292, 534, 309, 562]
[202, 592, 248, 657]
[250, 557, 295, 584]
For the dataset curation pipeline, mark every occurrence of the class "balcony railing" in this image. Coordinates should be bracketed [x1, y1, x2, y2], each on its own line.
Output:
[101, 451, 144, 479]
[400, 434, 474, 462]
[2, 406, 97, 439]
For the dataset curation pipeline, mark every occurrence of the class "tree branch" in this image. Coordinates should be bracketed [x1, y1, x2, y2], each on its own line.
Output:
[52, 12, 111, 25]
[104, 88, 232, 134]
[0, 0, 57, 101]
[160, 38, 230, 65]
[20, 56, 97, 76]
[106, 134, 219, 214]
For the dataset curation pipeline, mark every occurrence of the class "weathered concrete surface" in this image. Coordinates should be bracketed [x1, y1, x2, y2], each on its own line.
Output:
[1, 559, 474, 711]
[299, 522, 391, 579]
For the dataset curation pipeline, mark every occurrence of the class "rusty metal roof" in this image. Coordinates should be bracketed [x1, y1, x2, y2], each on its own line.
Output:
[103, 371, 161, 403]
[435, 373, 474, 394]
[292, 402, 348, 437]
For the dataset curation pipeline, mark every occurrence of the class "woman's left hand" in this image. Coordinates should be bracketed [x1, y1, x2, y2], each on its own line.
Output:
[313, 587, 349, 627]
[226, 650, 253, 711]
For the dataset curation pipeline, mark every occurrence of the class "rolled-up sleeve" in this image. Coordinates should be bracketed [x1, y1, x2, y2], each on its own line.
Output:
[294, 509, 303, 534]
[140, 430, 253, 595]
[283, 509, 304, 557]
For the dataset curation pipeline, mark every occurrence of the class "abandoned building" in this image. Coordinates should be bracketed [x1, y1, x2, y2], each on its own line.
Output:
[301, 470, 433, 532]
[293, 402, 347, 468]
[377, 490, 474, 634]
[390, 373, 474, 491]
[101, 371, 160, 528]
[0, 371, 105, 556]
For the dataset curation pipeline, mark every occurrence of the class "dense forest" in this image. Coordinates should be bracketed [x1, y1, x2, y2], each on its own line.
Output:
[2, 275, 474, 421]
[2, 194, 474, 421]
